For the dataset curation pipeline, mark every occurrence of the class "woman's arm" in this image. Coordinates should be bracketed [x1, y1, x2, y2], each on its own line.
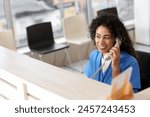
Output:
[109, 46, 121, 78]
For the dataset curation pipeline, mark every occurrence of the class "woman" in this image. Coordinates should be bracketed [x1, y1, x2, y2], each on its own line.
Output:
[84, 14, 141, 93]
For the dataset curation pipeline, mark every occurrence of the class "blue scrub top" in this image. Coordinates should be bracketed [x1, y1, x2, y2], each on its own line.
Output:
[84, 50, 141, 93]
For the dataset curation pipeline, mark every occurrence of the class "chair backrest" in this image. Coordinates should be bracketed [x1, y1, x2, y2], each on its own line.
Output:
[136, 50, 150, 90]
[62, 13, 88, 40]
[0, 30, 16, 51]
[0, 21, 5, 31]
[97, 7, 118, 17]
[26, 22, 54, 50]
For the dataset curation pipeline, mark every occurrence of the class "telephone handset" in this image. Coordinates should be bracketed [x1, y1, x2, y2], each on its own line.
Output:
[91, 38, 122, 79]
[104, 38, 122, 61]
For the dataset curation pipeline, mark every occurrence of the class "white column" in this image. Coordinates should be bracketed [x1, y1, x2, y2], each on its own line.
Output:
[134, 0, 150, 45]
[3, 0, 13, 29]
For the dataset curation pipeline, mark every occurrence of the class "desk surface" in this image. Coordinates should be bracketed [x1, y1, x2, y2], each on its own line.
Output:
[134, 87, 150, 100]
[0, 47, 149, 100]
[0, 47, 111, 99]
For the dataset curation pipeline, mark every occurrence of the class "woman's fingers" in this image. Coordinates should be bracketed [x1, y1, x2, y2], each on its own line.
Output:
[109, 47, 120, 60]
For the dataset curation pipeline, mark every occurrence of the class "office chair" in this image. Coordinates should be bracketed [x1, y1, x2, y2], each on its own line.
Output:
[136, 50, 150, 91]
[97, 7, 118, 17]
[0, 29, 16, 51]
[62, 13, 90, 72]
[26, 22, 71, 65]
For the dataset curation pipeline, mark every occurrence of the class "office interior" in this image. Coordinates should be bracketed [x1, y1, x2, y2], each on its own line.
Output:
[0, 0, 150, 100]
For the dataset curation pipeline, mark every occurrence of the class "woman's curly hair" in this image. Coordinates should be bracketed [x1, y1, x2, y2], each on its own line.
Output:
[89, 13, 137, 58]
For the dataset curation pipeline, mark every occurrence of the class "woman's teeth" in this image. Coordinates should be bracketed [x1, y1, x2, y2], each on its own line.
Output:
[99, 46, 106, 49]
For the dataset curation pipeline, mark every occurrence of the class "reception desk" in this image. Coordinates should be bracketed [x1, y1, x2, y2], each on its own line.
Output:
[0, 47, 149, 100]
[0, 47, 111, 100]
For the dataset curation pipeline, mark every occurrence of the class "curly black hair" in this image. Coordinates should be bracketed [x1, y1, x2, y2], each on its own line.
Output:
[89, 14, 137, 59]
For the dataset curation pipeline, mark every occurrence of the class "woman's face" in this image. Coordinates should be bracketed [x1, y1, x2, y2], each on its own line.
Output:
[95, 26, 115, 55]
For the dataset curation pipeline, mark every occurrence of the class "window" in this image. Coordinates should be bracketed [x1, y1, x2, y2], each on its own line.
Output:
[91, 0, 116, 17]
[10, 0, 62, 47]
[115, 0, 134, 21]
[10, 0, 87, 48]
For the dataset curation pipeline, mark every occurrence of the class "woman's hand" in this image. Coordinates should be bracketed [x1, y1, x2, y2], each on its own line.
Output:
[109, 46, 120, 78]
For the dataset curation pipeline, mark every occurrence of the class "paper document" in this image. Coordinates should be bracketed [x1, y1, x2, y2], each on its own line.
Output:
[107, 67, 134, 100]
[112, 67, 132, 90]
